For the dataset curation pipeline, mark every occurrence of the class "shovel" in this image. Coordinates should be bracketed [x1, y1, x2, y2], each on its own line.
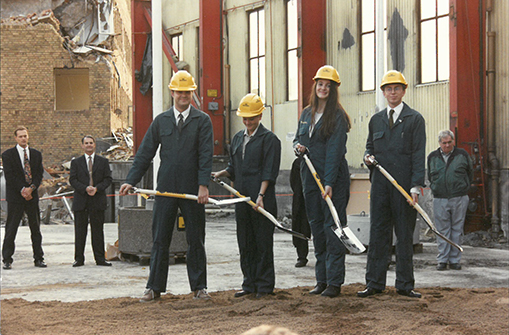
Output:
[366, 156, 463, 252]
[301, 153, 366, 254]
[212, 178, 310, 241]
[132, 188, 251, 207]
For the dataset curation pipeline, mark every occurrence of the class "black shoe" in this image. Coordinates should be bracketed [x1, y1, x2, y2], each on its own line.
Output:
[3, 262, 12, 270]
[436, 263, 448, 271]
[234, 290, 252, 298]
[357, 287, 383, 298]
[321, 285, 341, 298]
[96, 261, 112, 266]
[397, 289, 422, 298]
[255, 292, 271, 299]
[72, 261, 84, 267]
[309, 283, 327, 295]
[449, 263, 462, 270]
[295, 259, 308, 268]
[34, 260, 47, 268]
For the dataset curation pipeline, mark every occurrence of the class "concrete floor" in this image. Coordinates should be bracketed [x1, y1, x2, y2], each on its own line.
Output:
[1, 215, 508, 302]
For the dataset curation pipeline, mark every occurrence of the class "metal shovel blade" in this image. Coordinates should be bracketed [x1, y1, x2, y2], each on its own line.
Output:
[331, 225, 366, 254]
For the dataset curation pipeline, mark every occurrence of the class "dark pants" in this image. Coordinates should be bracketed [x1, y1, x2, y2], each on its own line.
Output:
[292, 209, 310, 262]
[2, 201, 44, 264]
[366, 177, 417, 291]
[147, 196, 207, 293]
[74, 209, 106, 263]
[304, 189, 347, 287]
[235, 202, 275, 294]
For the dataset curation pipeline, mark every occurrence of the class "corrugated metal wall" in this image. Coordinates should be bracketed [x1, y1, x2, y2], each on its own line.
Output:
[328, 0, 449, 169]
[492, 0, 509, 169]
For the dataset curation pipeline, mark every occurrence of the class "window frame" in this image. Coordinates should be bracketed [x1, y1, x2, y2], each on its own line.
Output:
[286, 0, 299, 101]
[248, 7, 266, 101]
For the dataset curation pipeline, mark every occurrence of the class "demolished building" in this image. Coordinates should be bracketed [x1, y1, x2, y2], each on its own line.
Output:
[0, 0, 133, 166]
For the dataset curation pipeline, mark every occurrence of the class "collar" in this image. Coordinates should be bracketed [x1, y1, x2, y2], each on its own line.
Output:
[440, 147, 455, 157]
[86, 153, 95, 161]
[244, 123, 261, 138]
[174, 105, 191, 122]
[387, 102, 404, 120]
[16, 144, 29, 152]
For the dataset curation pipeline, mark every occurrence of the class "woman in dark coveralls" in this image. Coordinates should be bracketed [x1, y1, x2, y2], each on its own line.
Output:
[293, 65, 351, 298]
[212, 93, 281, 299]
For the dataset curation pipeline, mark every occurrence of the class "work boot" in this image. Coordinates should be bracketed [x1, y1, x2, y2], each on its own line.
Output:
[436, 263, 447, 271]
[194, 289, 211, 300]
[139, 289, 160, 302]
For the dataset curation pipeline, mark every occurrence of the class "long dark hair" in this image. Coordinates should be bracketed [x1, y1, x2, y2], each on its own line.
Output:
[306, 80, 351, 138]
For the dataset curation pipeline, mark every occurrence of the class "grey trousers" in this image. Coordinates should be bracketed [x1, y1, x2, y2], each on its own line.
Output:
[433, 195, 469, 264]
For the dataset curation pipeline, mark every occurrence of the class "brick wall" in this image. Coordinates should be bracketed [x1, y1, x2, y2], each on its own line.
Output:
[1, 22, 112, 167]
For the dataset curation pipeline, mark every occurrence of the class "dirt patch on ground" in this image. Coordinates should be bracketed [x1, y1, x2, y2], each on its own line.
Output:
[1, 284, 508, 335]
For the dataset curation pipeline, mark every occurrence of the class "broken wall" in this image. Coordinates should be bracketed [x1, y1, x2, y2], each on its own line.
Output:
[0, 21, 111, 166]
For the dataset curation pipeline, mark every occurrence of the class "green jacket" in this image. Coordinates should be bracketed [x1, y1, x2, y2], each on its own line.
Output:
[427, 147, 473, 199]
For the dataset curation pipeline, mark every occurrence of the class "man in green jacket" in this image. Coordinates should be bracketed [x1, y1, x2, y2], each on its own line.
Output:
[427, 130, 473, 271]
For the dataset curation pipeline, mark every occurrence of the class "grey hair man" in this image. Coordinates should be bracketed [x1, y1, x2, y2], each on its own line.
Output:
[427, 129, 473, 271]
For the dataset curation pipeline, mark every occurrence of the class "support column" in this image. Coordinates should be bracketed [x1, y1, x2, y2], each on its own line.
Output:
[200, 0, 225, 155]
[297, 0, 327, 115]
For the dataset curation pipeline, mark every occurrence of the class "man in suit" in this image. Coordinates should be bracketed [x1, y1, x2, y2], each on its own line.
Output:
[359, 70, 426, 299]
[2, 126, 46, 269]
[119, 70, 214, 302]
[69, 135, 113, 267]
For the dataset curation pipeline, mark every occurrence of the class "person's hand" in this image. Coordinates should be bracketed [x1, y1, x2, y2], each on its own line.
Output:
[21, 186, 33, 199]
[21, 187, 33, 201]
[407, 193, 419, 206]
[211, 170, 228, 180]
[119, 183, 133, 196]
[197, 185, 209, 204]
[255, 195, 264, 209]
[86, 186, 97, 196]
[294, 144, 307, 155]
[323, 185, 333, 199]
[364, 154, 375, 166]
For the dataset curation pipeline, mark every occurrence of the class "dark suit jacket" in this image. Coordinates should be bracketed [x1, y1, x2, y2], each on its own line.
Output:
[69, 154, 112, 211]
[125, 106, 213, 193]
[2, 146, 43, 203]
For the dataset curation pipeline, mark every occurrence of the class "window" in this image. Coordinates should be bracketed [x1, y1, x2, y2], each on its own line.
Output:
[171, 33, 183, 61]
[54, 68, 89, 110]
[286, 0, 298, 101]
[249, 8, 266, 101]
[420, 0, 449, 83]
[361, 0, 386, 91]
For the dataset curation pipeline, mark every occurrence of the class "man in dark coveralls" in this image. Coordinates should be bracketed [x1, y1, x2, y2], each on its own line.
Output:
[119, 70, 213, 302]
[212, 93, 281, 298]
[358, 70, 426, 299]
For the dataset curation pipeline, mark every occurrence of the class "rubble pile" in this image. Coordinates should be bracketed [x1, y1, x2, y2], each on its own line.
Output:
[2, 9, 60, 31]
[100, 128, 134, 161]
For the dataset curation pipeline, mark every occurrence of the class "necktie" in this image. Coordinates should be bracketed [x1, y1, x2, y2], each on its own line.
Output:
[178, 114, 184, 133]
[23, 148, 32, 184]
[389, 109, 395, 129]
[88, 156, 93, 186]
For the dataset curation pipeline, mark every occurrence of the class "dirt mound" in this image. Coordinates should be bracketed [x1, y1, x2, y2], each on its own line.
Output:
[2, 284, 508, 335]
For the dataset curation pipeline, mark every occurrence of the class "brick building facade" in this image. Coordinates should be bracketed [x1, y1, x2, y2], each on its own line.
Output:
[1, 2, 133, 167]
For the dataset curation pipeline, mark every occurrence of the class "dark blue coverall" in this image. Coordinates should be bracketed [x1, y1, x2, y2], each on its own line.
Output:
[125, 106, 213, 293]
[293, 107, 350, 288]
[225, 123, 281, 294]
[364, 102, 426, 291]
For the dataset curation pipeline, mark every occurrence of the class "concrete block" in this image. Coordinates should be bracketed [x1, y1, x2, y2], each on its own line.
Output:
[118, 207, 187, 259]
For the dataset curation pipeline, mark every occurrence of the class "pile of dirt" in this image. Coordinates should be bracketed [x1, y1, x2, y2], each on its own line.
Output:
[1, 284, 507, 335]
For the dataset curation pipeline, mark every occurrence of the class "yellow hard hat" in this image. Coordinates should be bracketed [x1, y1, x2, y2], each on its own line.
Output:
[380, 70, 408, 89]
[236, 93, 265, 117]
[313, 65, 341, 85]
[168, 70, 197, 91]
